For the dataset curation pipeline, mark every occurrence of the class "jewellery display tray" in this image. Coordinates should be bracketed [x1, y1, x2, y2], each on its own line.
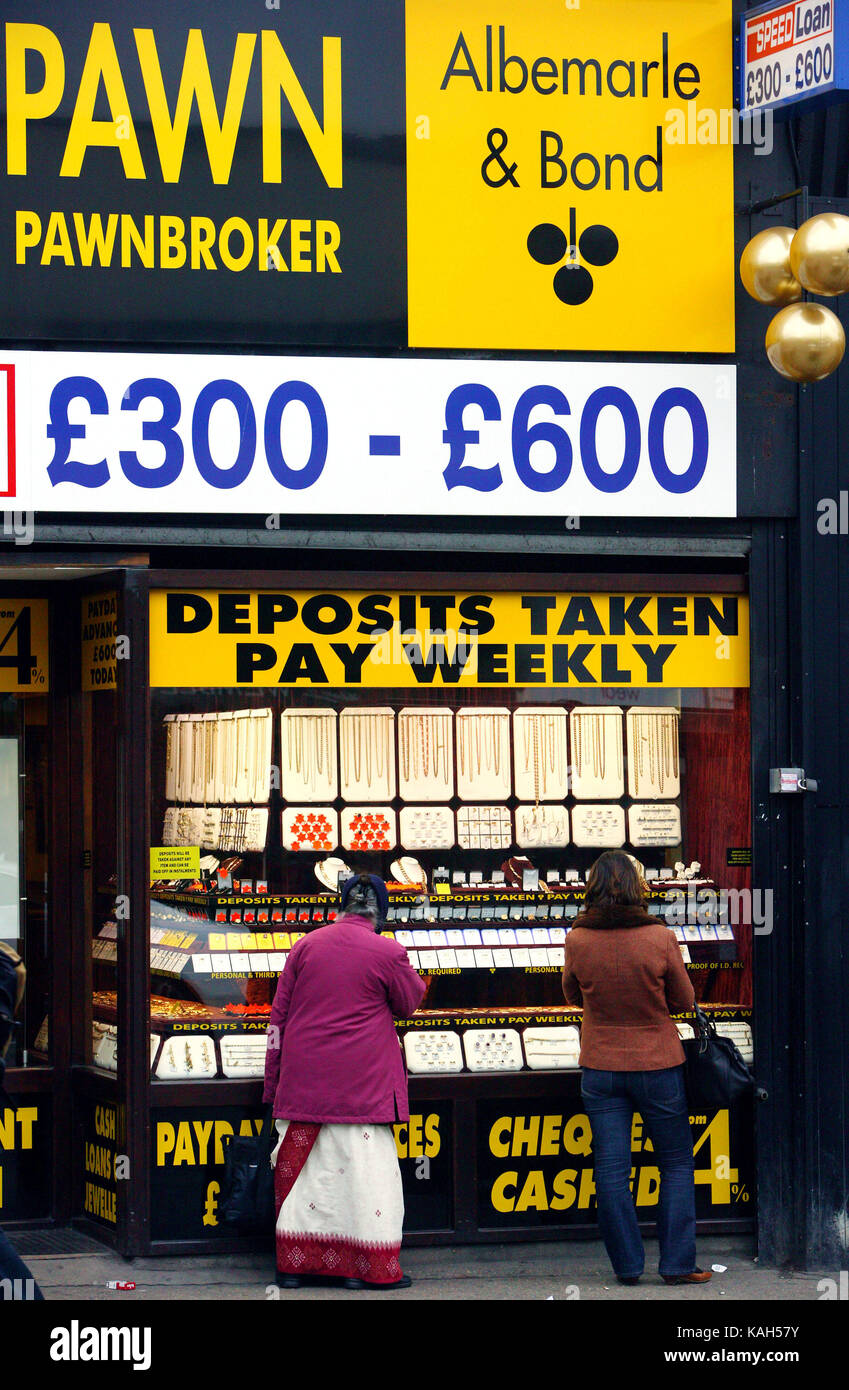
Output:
[90, 880, 741, 1081]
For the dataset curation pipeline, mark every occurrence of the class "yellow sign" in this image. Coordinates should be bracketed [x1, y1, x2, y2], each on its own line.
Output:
[406, 0, 734, 351]
[0, 600, 48, 693]
[151, 846, 200, 881]
[81, 592, 118, 692]
[150, 590, 749, 688]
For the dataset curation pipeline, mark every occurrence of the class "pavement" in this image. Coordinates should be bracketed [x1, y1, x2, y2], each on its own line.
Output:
[21, 1233, 835, 1301]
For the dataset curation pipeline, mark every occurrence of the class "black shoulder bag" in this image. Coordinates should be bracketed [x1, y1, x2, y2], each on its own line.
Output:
[219, 1106, 277, 1236]
[682, 1006, 767, 1109]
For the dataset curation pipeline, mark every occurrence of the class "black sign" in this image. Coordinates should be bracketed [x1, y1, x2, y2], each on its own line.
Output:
[1, 1, 406, 345]
[726, 847, 753, 866]
[476, 1096, 755, 1229]
[0, 1098, 51, 1220]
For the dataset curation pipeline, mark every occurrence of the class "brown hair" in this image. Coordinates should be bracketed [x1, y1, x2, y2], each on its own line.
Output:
[584, 851, 647, 909]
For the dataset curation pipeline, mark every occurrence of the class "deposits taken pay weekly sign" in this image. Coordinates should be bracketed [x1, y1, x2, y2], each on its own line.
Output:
[741, 0, 848, 113]
[0, 0, 733, 352]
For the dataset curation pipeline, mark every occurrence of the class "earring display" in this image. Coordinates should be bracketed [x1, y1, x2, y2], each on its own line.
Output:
[341, 806, 397, 852]
[398, 708, 454, 801]
[457, 804, 512, 850]
[512, 707, 569, 802]
[456, 708, 511, 800]
[281, 708, 338, 803]
[515, 803, 570, 849]
[570, 706, 624, 799]
[399, 806, 455, 850]
[282, 807, 338, 852]
[340, 707, 396, 801]
[403, 1031, 464, 1074]
[628, 803, 682, 847]
[626, 707, 680, 798]
[571, 803, 626, 848]
[462, 1028, 524, 1071]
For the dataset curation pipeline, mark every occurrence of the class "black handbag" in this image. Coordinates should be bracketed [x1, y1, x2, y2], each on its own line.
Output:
[219, 1107, 276, 1235]
[682, 1007, 765, 1109]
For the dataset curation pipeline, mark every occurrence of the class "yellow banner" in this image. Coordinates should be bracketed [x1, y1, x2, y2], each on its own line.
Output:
[150, 590, 749, 689]
[81, 592, 118, 692]
[406, 0, 734, 351]
[0, 600, 49, 693]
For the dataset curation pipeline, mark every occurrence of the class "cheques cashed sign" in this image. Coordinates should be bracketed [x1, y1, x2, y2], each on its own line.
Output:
[0, 0, 733, 351]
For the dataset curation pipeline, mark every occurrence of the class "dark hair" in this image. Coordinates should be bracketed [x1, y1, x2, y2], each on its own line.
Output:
[584, 851, 647, 909]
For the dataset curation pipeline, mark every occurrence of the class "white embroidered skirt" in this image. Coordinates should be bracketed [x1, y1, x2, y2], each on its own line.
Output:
[272, 1119, 405, 1284]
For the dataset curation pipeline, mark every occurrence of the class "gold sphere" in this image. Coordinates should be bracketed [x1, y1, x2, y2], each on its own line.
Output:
[765, 302, 845, 382]
[790, 213, 849, 296]
[739, 227, 801, 305]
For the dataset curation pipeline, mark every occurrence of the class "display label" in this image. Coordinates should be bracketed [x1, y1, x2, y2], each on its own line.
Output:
[741, 0, 843, 113]
[150, 589, 750, 689]
[151, 847, 200, 880]
[2, 350, 735, 518]
[81, 592, 118, 692]
[0, 600, 48, 693]
[406, 0, 734, 351]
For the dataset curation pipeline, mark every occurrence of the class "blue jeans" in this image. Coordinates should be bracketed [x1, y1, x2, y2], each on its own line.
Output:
[581, 1065, 696, 1279]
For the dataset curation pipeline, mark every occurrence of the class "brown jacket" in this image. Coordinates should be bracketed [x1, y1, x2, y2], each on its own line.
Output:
[562, 904, 695, 1071]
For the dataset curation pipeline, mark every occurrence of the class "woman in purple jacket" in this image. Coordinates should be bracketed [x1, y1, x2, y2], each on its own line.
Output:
[263, 873, 426, 1291]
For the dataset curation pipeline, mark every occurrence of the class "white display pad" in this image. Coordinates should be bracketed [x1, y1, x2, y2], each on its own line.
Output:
[155, 1034, 218, 1080]
[522, 1026, 581, 1070]
[570, 706, 624, 799]
[512, 707, 569, 801]
[572, 803, 626, 848]
[220, 1034, 268, 1078]
[281, 708, 338, 803]
[626, 707, 681, 798]
[456, 804, 512, 850]
[463, 1028, 524, 1072]
[398, 708, 454, 801]
[403, 1031, 464, 1074]
[628, 803, 683, 847]
[3, 351, 737, 517]
[515, 803, 570, 849]
[398, 805, 455, 850]
[456, 708, 511, 800]
[339, 708, 396, 801]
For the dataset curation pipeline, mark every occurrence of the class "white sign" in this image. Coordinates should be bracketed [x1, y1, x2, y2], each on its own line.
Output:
[2, 351, 736, 518]
[742, 0, 836, 112]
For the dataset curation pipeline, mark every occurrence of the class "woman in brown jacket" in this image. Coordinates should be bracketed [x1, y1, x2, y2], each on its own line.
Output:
[562, 850, 710, 1286]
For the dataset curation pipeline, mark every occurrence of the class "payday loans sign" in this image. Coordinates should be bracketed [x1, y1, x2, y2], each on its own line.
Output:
[150, 590, 750, 689]
[0, 0, 733, 352]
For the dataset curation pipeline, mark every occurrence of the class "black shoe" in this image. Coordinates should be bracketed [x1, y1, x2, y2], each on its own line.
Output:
[276, 1274, 302, 1289]
[344, 1275, 412, 1291]
[617, 1275, 640, 1285]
